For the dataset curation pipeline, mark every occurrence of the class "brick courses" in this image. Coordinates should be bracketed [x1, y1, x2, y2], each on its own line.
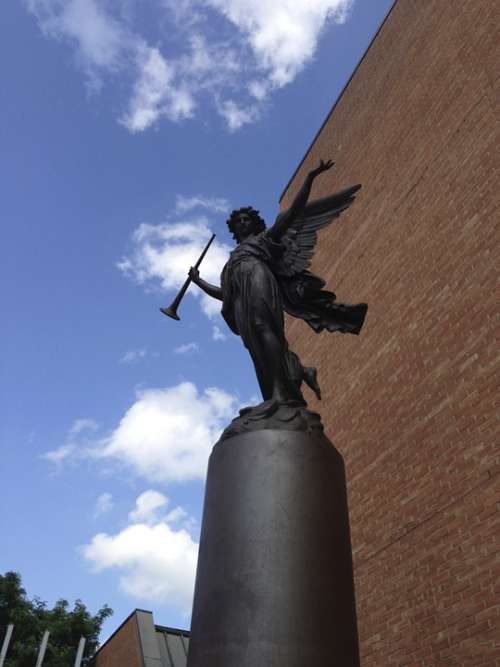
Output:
[94, 611, 143, 667]
[280, 0, 499, 664]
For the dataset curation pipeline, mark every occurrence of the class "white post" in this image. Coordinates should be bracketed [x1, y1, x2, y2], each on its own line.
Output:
[0, 624, 14, 667]
[74, 637, 86, 667]
[35, 631, 49, 667]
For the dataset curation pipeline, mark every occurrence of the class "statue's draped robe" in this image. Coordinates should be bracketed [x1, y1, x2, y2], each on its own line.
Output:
[220, 231, 367, 400]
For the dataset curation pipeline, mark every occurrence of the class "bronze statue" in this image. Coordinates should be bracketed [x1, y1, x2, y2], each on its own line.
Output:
[187, 160, 367, 406]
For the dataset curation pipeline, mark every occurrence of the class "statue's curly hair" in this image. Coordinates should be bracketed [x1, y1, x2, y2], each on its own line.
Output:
[226, 206, 266, 240]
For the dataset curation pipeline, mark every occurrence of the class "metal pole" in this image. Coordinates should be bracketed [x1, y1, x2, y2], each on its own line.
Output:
[35, 631, 49, 667]
[0, 624, 14, 667]
[74, 637, 86, 667]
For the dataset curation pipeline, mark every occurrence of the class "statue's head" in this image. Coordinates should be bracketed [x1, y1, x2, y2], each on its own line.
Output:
[226, 207, 266, 242]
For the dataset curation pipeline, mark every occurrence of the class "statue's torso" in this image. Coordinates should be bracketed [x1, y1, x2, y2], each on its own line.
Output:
[222, 232, 283, 284]
[221, 232, 285, 335]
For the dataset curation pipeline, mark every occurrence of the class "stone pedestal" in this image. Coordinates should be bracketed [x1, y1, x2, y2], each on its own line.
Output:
[187, 429, 360, 667]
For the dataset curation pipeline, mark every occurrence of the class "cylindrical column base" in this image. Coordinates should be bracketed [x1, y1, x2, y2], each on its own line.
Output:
[187, 429, 360, 667]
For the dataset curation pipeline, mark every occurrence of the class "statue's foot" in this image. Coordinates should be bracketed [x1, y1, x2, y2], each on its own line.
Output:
[271, 386, 306, 405]
[305, 367, 321, 401]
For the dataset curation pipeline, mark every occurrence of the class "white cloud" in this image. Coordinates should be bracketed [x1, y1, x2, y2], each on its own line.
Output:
[174, 342, 199, 355]
[129, 490, 168, 524]
[217, 98, 258, 131]
[117, 215, 231, 319]
[94, 492, 114, 517]
[43, 443, 77, 465]
[179, 32, 242, 89]
[120, 348, 147, 364]
[212, 325, 227, 341]
[129, 490, 190, 527]
[26, 0, 129, 90]
[121, 45, 196, 133]
[206, 0, 354, 86]
[43, 382, 239, 483]
[70, 418, 98, 436]
[248, 79, 270, 101]
[27, 0, 355, 130]
[97, 383, 237, 482]
[43, 417, 98, 466]
[175, 195, 229, 214]
[82, 493, 198, 614]
[164, 506, 189, 525]
[162, 0, 205, 29]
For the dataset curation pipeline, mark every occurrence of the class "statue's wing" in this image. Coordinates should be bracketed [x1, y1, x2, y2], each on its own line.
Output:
[275, 184, 361, 277]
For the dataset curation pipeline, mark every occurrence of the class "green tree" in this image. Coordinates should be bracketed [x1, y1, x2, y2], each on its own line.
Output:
[0, 571, 112, 666]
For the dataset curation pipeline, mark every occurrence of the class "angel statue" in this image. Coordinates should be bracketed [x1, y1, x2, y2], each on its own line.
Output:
[188, 159, 367, 409]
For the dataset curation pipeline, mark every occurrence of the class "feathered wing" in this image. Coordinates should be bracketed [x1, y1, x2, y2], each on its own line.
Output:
[272, 184, 368, 334]
[274, 184, 361, 277]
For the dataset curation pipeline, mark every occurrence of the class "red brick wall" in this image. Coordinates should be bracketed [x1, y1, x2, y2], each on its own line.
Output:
[280, 1, 499, 665]
[94, 612, 143, 667]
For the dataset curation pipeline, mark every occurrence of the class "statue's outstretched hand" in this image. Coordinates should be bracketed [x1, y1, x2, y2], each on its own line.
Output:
[310, 159, 334, 178]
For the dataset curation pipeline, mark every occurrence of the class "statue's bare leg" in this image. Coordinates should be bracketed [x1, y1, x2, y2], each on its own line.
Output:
[249, 321, 302, 403]
[285, 349, 322, 401]
[303, 366, 321, 400]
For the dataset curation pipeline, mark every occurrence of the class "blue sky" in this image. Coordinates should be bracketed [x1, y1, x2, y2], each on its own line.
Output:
[1, 0, 393, 640]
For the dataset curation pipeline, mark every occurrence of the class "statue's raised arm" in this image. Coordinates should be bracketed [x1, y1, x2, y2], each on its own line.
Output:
[267, 161, 362, 289]
[268, 159, 335, 242]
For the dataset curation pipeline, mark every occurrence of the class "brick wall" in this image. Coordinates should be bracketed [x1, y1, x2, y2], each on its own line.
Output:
[280, 1, 499, 664]
[94, 612, 143, 667]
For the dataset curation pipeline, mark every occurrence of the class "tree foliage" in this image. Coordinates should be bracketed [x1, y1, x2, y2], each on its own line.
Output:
[0, 571, 112, 666]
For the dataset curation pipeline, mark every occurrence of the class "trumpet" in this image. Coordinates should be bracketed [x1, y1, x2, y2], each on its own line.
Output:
[159, 233, 216, 321]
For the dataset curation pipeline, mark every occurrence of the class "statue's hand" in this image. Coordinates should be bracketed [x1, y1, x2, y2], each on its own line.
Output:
[310, 159, 334, 178]
[189, 266, 200, 284]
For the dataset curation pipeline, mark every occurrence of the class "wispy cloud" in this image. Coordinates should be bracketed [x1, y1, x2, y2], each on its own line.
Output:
[94, 492, 114, 517]
[83, 491, 198, 615]
[70, 418, 98, 436]
[43, 417, 98, 466]
[212, 325, 227, 341]
[175, 195, 229, 215]
[217, 98, 258, 131]
[26, 0, 129, 92]
[120, 348, 148, 364]
[27, 0, 355, 130]
[43, 443, 77, 466]
[121, 45, 196, 133]
[174, 342, 199, 355]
